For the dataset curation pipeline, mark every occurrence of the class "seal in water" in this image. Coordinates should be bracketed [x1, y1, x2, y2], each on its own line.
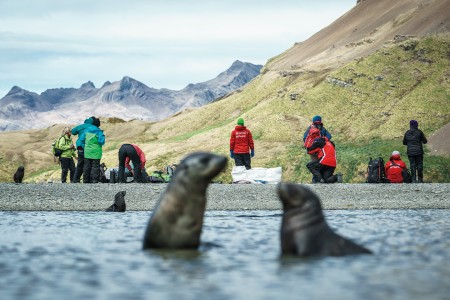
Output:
[278, 183, 372, 256]
[143, 152, 227, 249]
[13, 166, 25, 183]
[105, 191, 126, 212]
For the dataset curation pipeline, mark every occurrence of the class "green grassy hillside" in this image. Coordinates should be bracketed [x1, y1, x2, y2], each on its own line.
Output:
[1, 35, 449, 183]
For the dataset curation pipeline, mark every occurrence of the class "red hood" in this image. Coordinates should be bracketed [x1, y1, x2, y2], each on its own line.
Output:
[235, 125, 247, 130]
[390, 154, 401, 161]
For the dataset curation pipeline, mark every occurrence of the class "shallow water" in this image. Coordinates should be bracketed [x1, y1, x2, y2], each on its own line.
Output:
[0, 210, 449, 300]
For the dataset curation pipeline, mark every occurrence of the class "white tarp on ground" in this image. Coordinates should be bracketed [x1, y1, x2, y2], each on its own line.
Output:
[231, 166, 282, 184]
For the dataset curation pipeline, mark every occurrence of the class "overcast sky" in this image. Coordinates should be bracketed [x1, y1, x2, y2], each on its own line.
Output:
[0, 0, 356, 98]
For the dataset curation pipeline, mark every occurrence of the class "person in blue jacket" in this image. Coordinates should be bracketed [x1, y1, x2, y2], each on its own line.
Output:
[78, 117, 105, 183]
[71, 117, 95, 183]
[303, 115, 332, 142]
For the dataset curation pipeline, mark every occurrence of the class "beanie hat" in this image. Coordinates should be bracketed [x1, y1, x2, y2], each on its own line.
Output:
[312, 115, 322, 123]
[410, 120, 418, 128]
[237, 118, 244, 126]
[93, 117, 101, 127]
[392, 150, 400, 156]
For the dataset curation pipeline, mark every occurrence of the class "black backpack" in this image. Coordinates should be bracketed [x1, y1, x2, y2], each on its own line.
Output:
[367, 157, 387, 183]
[401, 169, 413, 183]
[52, 136, 63, 158]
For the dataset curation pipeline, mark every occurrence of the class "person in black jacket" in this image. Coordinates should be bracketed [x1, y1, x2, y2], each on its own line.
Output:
[403, 120, 427, 183]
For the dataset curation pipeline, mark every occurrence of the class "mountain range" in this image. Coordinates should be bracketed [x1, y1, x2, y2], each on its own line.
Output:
[0, 0, 449, 183]
[0, 60, 262, 131]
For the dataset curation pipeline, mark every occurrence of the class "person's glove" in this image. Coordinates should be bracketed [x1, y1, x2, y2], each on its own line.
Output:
[251, 149, 255, 157]
[230, 150, 234, 158]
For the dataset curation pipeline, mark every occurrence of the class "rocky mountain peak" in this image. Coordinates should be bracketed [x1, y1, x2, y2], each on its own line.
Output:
[229, 60, 249, 71]
[119, 76, 146, 91]
[101, 81, 111, 88]
[80, 81, 96, 89]
[5, 86, 25, 97]
[220, 60, 262, 78]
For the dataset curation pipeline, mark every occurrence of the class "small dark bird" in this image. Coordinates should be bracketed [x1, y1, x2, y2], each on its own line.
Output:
[105, 191, 126, 212]
[13, 166, 25, 183]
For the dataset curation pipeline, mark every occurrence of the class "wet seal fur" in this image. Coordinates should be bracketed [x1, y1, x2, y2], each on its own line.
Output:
[143, 152, 227, 249]
[105, 191, 126, 212]
[13, 166, 25, 183]
[278, 183, 372, 256]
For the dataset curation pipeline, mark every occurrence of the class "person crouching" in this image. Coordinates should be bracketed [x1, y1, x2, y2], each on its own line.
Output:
[118, 144, 147, 183]
[306, 137, 339, 183]
[385, 151, 407, 184]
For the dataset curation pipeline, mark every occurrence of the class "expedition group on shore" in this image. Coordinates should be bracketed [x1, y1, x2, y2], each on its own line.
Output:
[13, 115, 428, 185]
[229, 115, 427, 184]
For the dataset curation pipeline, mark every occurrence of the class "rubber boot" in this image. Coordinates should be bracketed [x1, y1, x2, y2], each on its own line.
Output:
[418, 170, 424, 183]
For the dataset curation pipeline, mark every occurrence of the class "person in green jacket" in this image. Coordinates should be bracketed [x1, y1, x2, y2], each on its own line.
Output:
[58, 127, 77, 183]
[71, 117, 95, 183]
[79, 117, 105, 183]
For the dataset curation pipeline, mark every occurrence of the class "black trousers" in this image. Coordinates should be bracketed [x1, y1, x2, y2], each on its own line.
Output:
[408, 154, 424, 183]
[60, 157, 75, 183]
[306, 161, 337, 183]
[308, 154, 320, 183]
[73, 149, 84, 183]
[83, 158, 100, 183]
[234, 153, 251, 170]
[118, 144, 142, 183]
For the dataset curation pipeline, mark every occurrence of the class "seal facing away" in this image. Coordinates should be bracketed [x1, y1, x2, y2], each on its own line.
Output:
[13, 166, 25, 183]
[278, 183, 372, 257]
[105, 191, 126, 212]
[143, 152, 227, 249]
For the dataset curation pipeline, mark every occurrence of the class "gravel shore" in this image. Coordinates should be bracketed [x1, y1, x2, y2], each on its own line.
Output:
[0, 183, 449, 211]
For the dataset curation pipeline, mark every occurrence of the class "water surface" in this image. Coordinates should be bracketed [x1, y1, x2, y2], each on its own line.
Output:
[0, 210, 449, 300]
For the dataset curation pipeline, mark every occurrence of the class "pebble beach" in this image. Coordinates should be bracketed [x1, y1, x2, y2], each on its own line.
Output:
[0, 183, 449, 211]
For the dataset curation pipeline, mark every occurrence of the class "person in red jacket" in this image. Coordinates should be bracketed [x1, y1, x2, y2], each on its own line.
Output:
[118, 144, 147, 183]
[306, 137, 340, 183]
[230, 118, 255, 170]
[385, 150, 407, 183]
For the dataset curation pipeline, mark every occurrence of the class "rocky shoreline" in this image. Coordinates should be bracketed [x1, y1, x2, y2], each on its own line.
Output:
[0, 183, 449, 211]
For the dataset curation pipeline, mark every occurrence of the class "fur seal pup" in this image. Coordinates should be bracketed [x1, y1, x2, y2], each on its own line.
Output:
[143, 152, 227, 249]
[278, 183, 372, 256]
[105, 191, 126, 212]
[13, 166, 25, 183]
